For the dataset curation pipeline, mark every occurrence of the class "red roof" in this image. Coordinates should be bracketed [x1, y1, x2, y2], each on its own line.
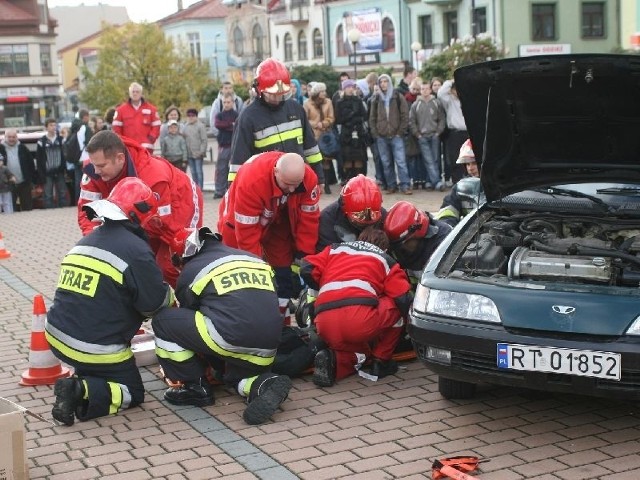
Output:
[0, 1, 38, 22]
[159, 0, 229, 24]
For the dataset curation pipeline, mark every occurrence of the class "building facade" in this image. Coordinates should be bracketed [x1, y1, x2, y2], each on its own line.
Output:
[0, 0, 60, 129]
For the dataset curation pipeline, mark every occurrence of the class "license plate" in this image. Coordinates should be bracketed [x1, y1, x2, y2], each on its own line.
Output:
[497, 343, 621, 381]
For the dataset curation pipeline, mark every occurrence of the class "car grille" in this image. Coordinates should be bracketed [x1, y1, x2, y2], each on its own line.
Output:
[416, 344, 640, 388]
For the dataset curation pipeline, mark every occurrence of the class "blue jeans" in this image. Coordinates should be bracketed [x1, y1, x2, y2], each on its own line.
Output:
[418, 135, 442, 187]
[375, 136, 409, 191]
[73, 165, 83, 204]
[44, 172, 69, 208]
[215, 146, 231, 196]
[188, 157, 204, 191]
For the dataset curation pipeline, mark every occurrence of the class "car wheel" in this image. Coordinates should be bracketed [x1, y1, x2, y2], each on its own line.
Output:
[438, 376, 476, 399]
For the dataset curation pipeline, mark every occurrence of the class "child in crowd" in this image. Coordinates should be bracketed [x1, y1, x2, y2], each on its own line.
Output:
[0, 163, 16, 213]
[160, 120, 188, 172]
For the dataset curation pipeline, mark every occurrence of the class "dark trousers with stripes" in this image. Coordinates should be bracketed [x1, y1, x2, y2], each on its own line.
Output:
[152, 308, 271, 388]
[49, 345, 144, 421]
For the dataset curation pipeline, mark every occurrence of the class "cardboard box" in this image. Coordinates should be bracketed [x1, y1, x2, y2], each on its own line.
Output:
[0, 397, 29, 480]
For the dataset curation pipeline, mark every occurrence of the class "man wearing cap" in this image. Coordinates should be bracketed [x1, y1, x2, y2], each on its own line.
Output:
[183, 108, 208, 191]
[46, 177, 175, 426]
[217, 150, 320, 317]
[77, 130, 203, 288]
[435, 139, 484, 227]
[228, 58, 323, 185]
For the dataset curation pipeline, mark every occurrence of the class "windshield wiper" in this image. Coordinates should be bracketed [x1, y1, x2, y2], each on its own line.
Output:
[596, 187, 640, 196]
[533, 186, 611, 211]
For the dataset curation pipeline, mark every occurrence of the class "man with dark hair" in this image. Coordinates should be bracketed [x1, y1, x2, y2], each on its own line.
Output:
[36, 118, 68, 208]
[396, 63, 417, 96]
[77, 130, 203, 287]
[0, 128, 36, 211]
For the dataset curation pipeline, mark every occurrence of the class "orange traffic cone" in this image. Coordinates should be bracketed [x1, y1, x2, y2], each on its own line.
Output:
[20, 294, 71, 386]
[0, 231, 10, 259]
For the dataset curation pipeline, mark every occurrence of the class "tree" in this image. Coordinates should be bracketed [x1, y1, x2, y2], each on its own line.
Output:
[80, 23, 210, 114]
[420, 34, 505, 81]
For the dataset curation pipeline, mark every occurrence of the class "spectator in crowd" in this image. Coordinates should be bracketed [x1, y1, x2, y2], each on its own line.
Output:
[159, 106, 183, 141]
[435, 139, 484, 227]
[438, 79, 469, 185]
[228, 58, 323, 185]
[410, 81, 446, 192]
[384, 200, 452, 285]
[304, 82, 337, 194]
[300, 80, 309, 102]
[369, 74, 411, 195]
[78, 130, 203, 288]
[0, 128, 36, 211]
[430, 77, 447, 185]
[300, 227, 413, 387]
[182, 108, 208, 192]
[104, 107, 117, 130]
[213, 94, 239, 199]
[0, 162, 16, 214]
[334, 79, 370, 182]
[404, 77, 423, 189]
[112, 82, 161, 153]
[317, 174, 386, 252]
[331, 72, 351, 112]
[94, 116, 108, 132]
[209, 81, 243, 137]
[396, 63, 417, 96]
[290, 79, 304, 105]
[69, 109, 93, 203]
[47, 178, 174, 426]
[36, 118, 68, 209]
[161, 120, 188, 172]
[218, 151, 320, 317]
[152, 227, 292, 425]
[430, 77, 443, 95]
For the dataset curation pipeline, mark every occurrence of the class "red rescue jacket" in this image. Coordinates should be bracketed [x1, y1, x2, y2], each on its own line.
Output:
[112, 99, 161, 150]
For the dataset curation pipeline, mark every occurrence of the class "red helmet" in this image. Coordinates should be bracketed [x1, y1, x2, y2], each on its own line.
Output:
[340, 175, 383, 227]
[83, 177, 160, 229]
[255, 58, 291, 96]
[384, 201, 429, 244]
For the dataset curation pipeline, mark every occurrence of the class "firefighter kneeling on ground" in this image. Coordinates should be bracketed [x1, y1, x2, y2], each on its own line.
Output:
[151, 227, 292, 425]
[46, 177, 175, 426]
[299, 227, 413, 387]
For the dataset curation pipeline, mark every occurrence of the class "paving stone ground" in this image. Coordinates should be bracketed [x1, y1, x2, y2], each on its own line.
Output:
[1, 164, 639, 479]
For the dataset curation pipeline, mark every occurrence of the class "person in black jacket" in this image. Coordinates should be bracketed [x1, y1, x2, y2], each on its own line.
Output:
[36, 118, 68, 208]
[46, 178, 174, 426]
[335, 79, 370, 182]
[152, 227, 293, 425]
[0, 128, 37, 211]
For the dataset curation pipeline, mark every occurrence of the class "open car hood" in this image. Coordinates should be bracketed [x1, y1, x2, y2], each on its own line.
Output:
[454, 54, 640, 202]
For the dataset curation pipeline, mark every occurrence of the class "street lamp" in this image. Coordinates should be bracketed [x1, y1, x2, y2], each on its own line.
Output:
[213, 33, 221, 82]
[347, 28, 361, 79]
[411, 41, 422, 71]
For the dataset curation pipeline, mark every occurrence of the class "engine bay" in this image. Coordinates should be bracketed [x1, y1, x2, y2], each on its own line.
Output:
[450, 211, 640, 286]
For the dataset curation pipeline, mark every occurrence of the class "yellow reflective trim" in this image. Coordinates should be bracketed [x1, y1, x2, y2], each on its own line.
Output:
[155, 346, 195, 362]
[228, 171, 237, 182]
[242, 374, 259, 396]
[194, 313, 273, 366]
[57, 265, 99, 297]
[306, 151, 323, 164]
[192, 260, 275, 295]
[81, 380, 89, 400]
[63, 254, 124, 284]
[108, 382, 122, 415]
[254, 127, 303, 149]
[45, 331, 133, 364]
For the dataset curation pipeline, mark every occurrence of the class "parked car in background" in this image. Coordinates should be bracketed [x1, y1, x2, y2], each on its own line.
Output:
[409, 54, 640, 401]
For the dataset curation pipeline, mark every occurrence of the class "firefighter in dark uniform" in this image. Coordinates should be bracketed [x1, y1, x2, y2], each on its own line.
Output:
[228, 57, 324, 185]
[46, 177, 175, 426]
[384, 201, 453, 286]
[435, 138, 484, 227]
[151, 227, 292, 425]
[317, 174, 388, 252]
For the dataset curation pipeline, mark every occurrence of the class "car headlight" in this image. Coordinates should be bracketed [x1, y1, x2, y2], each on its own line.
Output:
[412, 285, 502, 323]
[626, 316, 640, 335]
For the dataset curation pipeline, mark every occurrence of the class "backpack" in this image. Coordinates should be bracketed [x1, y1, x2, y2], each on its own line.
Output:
[63, 131, 82, 165]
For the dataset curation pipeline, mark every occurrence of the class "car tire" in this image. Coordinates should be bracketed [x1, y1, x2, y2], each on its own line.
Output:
[438, 376, 476, 399]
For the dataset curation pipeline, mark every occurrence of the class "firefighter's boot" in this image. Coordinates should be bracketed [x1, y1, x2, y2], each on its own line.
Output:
[312, 349, 336, 387]
[52, 377, 84, 426]
[370, 358, 398, 379]
[243, 373, 292, 425]
[164, 378, 215, 407]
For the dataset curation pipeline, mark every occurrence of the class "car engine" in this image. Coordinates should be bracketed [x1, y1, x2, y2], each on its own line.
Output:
[451, 213, 640, 286]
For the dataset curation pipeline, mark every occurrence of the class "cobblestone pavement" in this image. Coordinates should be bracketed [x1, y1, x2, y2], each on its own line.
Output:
[1, 176, 639, 480]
